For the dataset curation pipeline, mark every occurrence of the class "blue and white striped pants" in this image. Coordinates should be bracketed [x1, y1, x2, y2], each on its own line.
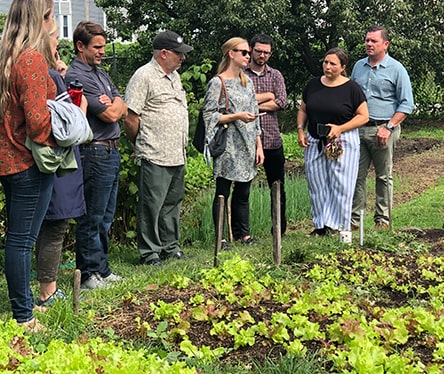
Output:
[304, 129, 360, 231]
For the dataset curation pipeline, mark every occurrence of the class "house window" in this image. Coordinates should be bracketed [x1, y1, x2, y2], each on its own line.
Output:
[62, 15, 69, 38]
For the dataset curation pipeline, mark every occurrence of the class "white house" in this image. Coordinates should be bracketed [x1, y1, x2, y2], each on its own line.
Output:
[0, 0, 106, 39]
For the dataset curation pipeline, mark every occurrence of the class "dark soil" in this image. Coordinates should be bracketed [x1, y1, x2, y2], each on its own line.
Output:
[96, 121, 444, 369]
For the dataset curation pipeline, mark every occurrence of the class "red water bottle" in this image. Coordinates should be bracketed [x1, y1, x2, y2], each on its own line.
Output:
[68, 79, 83, 106]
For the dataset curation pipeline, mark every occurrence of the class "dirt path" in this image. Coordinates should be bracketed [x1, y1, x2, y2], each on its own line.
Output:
[392, 137, 444, 205]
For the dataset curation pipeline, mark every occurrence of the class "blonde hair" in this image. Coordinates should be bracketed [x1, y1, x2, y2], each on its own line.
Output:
[217, 37, 248, 87]
[42, 19, 59, 70]
[0, 0, 54, 119]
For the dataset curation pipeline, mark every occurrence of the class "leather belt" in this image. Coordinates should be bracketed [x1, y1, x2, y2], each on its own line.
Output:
[90, 139, 119, 148]
[367, 120, 388, 126]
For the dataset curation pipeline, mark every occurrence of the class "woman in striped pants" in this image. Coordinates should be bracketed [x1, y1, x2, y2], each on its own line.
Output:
[296, 48, 368, 236]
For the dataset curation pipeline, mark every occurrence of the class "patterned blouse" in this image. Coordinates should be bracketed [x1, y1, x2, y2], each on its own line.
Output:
[203, 76, 261, 182]
[0, 48, 56, 176]
[125, 58, 189, 167]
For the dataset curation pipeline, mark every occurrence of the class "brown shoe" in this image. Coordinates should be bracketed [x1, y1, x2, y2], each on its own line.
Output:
[18, 318, 46, 333]
[375, 222, 389, 231]
[351, 225, 360, 231]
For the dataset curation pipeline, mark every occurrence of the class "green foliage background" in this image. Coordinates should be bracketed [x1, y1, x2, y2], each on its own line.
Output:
[0, 1, 443, 245]
[95, 0, 444, 116]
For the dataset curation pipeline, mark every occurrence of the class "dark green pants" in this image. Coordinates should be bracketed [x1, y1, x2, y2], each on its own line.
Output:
[137, 159, 185, 261]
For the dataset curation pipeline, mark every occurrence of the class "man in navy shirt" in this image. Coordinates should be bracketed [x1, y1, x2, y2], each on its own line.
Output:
[66, 21, 127, 289]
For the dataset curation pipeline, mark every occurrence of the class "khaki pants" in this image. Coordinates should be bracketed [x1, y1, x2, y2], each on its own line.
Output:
[351, 125, 400, 226]
[137, 159, 185, 261]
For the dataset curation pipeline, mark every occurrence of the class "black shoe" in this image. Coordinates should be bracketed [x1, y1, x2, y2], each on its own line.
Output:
[324, 226, 338, 235]
[308, 228, 326, 237]
[171, 251, 185, 260]
[221, 240, 231, 251]
[240, 237, 258, 245]
[160, 250, 185, 260]
[140, 257, 162, 266]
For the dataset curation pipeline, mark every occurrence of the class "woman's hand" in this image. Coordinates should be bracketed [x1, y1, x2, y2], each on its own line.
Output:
[326, 124, 343, 140]
[238, 112, 258, 123]
[255, 136, 264, 166]
[297, 129, 309, 148]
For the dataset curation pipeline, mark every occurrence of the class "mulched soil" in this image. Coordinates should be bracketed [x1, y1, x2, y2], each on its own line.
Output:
[95, 121, 444, 369]
[96, 225, 444, 367]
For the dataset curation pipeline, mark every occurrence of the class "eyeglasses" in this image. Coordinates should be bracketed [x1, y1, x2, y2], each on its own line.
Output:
[253, 48, 272, 56]
[233, 49, 250, 57]
[167, 50, 184, 56]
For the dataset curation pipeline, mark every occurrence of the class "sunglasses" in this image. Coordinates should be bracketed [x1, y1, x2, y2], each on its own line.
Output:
[253, 48, 272, 56]
[233, 49, 250, 57]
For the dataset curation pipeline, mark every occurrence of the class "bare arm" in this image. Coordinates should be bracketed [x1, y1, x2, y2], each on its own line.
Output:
[256, 92, 280, 112]
[123, 109, 140, 144]
[97, 96, 128, 123]
[296, 100, 309, 148]
[256, 135, 264, 166]
[327, 101, 369, 140]
[219, 112, 258, 124]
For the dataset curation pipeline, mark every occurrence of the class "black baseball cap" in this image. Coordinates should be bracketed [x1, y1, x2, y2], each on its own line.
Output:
[153, 30, 193, 53]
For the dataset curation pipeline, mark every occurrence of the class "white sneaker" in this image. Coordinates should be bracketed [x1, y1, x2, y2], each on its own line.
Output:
[102, 272, 122, 283]
[80, 273, 107, 290]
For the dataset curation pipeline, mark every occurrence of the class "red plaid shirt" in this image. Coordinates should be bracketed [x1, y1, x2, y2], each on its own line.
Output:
[245, 64, 287, 150]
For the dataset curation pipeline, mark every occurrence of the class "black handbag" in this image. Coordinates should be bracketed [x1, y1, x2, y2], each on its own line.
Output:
[208, 76, 230, 157]
[208, 123, 228, 157]
[192, 110, 206, 153]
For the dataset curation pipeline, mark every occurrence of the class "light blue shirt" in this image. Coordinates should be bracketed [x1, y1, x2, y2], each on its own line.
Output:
[351, 53, 414, 120]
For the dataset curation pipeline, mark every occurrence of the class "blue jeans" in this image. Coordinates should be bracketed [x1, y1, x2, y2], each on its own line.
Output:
[76, 144, 120, 283]
[0, 164, 54, 323]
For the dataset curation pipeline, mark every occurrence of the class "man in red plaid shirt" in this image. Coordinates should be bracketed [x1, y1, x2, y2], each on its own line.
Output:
[245, 34, 288, 236]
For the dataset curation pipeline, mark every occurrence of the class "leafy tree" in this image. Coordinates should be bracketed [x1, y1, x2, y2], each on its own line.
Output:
[96, 0, 444, 114]
[0, 13, 6, 31]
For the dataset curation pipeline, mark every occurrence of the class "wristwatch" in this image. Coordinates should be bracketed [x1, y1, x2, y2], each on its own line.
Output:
[385, 122, 395, 133]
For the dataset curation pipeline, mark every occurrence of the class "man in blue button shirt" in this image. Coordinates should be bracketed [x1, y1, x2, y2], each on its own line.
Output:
[350, 25, 414, 231]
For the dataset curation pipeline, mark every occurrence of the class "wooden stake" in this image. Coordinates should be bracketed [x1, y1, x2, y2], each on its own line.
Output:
[214, 195, 224, 267]
[73, 269, 81, 315]
[272, 181, 282, 265]
[226, 197, 233, 242]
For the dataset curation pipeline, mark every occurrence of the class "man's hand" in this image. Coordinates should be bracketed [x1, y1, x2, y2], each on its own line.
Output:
[376, 126, 391, 146]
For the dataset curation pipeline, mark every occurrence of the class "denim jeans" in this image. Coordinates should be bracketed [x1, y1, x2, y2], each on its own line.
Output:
[0, 164, 54, 323]
[76, 144, 120, 283]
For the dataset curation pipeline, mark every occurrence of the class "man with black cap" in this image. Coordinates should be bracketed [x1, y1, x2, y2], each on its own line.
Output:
[124, 30, 192, 266]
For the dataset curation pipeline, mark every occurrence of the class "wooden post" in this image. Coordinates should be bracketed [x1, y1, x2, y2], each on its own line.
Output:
[214, 195, 224, 267]
[73, 269, 81, 314]
[272, 181, 282, 265]
[226, 197, 233, 242]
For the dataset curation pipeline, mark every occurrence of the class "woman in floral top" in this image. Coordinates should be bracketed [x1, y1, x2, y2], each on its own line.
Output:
[203, 37, 264, 248]
[0, 0, 56, 332]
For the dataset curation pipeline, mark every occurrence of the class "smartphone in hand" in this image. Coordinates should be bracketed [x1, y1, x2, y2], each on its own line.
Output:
[317, 123, 331, 137]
